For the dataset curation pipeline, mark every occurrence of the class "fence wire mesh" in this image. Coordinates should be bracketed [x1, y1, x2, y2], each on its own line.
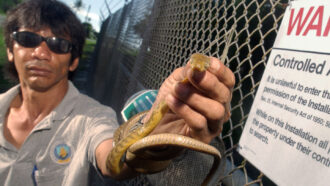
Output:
[91, 0, 290, 185]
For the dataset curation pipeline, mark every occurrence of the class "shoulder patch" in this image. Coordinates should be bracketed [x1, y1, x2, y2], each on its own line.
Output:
[51, 143, 73, 164]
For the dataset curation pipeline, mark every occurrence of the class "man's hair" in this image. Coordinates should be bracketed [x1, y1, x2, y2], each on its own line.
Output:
[3, 0, 86, 80]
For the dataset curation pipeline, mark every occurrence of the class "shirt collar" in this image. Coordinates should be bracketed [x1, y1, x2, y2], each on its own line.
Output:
[32, 81, 79, 131]
[0, 82, 80, 149]
[0, 85, 20, 119]
[0, 81, 79, 130]
[0, 85, 21, 151]
[51, 81, 79, 121]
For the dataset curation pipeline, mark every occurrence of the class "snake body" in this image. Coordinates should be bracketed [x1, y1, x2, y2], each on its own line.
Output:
[106, 53, 222, 186]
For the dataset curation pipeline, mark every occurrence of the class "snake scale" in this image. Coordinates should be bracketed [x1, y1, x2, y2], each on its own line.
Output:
[106, 53, 222, 186]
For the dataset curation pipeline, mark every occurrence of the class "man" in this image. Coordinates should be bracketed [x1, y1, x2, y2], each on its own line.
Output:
[0, 0, 235, 185]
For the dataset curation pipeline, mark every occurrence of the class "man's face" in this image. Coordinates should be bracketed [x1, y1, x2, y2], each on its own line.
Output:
[7, 28, 79, 92]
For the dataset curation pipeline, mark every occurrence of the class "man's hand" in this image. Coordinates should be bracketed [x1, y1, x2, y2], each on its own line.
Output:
[145, 56, 235, 143]
[96, 55, 234, 178]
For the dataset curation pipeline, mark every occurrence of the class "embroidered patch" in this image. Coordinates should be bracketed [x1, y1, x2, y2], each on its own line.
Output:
[52, 144, 72, 164]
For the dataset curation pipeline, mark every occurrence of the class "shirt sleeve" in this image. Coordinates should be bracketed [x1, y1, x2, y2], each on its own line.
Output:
[86, 105, 119, 175]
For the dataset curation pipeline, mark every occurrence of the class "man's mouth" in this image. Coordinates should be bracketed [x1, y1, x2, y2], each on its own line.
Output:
[27, 66, 52, 76]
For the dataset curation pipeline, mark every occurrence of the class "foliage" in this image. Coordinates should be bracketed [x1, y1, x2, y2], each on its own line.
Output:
[0, 26, 15, 92]
[73, 0, 84, 11]
[0, 0, 17, 92]
[0, 0, 22, 13]
[83, 22, 93, 37]
[81, 39, 96, 60]
[0, 28, 6, 66]
[83, 22, 98, 40]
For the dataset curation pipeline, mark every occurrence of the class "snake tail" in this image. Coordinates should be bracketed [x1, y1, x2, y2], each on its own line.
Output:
[127, 134, 221, 186]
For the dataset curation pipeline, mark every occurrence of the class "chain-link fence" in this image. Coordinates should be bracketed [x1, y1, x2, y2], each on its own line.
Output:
[90, 0, 290, 185]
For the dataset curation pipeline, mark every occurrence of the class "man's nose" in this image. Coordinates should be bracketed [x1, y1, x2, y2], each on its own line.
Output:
[31, 41, 51, 60]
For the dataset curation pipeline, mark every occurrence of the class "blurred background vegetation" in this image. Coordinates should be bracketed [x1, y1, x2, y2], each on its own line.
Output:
[0, 0, 22, 14]
[0, 0, 21, 92]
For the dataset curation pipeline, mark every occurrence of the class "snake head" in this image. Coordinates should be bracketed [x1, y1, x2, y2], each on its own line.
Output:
[190, 53, 210, 72]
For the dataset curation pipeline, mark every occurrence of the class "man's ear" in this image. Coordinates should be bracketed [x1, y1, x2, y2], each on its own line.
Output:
[69, 58, 79, 71]
[7, 48, 14, 62]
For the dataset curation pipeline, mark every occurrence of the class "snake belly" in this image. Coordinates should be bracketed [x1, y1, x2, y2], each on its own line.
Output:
[106, 53, 222, 186]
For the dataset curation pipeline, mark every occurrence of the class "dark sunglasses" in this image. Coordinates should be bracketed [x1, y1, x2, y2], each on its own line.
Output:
[11, 31, 72, 54]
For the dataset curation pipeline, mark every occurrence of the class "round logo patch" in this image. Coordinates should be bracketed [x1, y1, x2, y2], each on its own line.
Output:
[52, 144, 72, 164]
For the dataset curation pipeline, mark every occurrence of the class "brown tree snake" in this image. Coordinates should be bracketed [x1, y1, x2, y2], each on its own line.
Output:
[105, 53, 228, 186]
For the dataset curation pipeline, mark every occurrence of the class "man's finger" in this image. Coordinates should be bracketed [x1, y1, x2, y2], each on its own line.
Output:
[208, 57, 235, 89]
